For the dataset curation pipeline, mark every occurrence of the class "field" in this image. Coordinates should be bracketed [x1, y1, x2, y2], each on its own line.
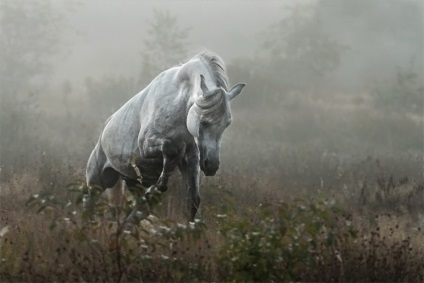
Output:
[1, 1, 423, 280]
[1, 92, 423, 281]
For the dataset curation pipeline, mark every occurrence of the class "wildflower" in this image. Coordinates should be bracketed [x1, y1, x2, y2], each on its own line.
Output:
[0, 226, 9, 237]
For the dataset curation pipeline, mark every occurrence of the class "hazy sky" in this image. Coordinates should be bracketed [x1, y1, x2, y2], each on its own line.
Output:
[54, 1, 285, 84]
[44, 0, 422, 90]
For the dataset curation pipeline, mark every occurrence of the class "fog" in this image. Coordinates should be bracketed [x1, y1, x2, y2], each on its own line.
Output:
[2, 2, 424, 280]
[53, 1, 284, 83]
[49, 0, 423, 89]
[0, 0, 423, 182]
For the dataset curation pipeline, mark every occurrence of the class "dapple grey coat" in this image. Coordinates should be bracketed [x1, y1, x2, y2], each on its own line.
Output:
[86, 52, 245, 220]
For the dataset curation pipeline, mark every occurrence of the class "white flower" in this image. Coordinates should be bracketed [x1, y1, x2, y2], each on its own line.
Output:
[0, 226, 9, 237]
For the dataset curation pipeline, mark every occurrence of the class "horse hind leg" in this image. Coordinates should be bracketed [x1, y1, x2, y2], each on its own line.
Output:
[105, 178, 125, 208]
[86, 142, 107, 210]
[86, 141, 123, 208]
[86, 141, 106, 188]
[86, 140, 120, 189]
[102, 167, 124, 208]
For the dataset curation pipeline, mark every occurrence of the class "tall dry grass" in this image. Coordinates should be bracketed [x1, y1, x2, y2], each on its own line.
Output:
[1, 150, 423, 282]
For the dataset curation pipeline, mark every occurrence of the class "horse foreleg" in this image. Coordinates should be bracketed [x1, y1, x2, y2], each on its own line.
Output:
[156, 157, 176, 192]
[188, 172, 200, 222]
[156, 141, 185, 192]
[179, 154, 201, 222]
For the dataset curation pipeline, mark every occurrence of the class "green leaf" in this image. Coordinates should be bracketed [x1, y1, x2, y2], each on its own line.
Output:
[73, 231, 86, 242]
[90, 239, 104, 253]
[49, 218, 58, 230]
[25, 194, 39, 207]
[36, 205, 48, 214]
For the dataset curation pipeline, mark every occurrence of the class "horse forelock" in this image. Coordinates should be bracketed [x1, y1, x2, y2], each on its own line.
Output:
[195, 90, 223, 108]
[192, 92, 229, 124]
[196, 52, 229, 91]
[187, 52, 231, 124]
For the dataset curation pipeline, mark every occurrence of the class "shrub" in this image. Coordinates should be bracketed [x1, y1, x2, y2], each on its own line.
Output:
[1, 179, 422, 282]
[11, 181, 207, 282]
[216, 199, 356, 282]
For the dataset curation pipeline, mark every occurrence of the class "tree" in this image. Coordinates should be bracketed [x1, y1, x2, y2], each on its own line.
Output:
[139, 10, 191, 85]
[371, 62, 423, 115]
[260, 4, 345, 93]
[0, 0, 64, 179]
[84, 75, 139, 121]
[0, 0, 63, 95]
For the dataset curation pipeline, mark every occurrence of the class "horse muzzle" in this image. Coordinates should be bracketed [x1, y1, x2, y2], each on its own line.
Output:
[200, 157, 219, 176]
[203, 168, 218, 176]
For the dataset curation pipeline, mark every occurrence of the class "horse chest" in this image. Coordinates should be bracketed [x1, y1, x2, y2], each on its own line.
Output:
[137, 135, 164, 186]
[137, 156, 163, 186]
[137, 131, 188, 186]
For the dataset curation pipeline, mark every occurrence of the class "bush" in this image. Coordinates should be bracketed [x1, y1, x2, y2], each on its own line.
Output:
[18, 182, 207, 282]
[1, 180, 422, 282]
[216, 200, 356, 282]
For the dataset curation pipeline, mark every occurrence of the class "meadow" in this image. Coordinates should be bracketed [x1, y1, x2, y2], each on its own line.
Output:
[1, 1, 423, 281]
[1, 90, 423, 282]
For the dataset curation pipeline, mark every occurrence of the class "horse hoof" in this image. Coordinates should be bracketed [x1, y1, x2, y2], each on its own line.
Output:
[158, 185, 168, 193]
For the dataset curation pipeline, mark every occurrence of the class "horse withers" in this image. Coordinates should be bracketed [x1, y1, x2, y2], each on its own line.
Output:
[86, 52, 246, 221]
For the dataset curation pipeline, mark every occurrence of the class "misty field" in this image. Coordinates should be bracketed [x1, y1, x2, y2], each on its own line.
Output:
[1, 0, 423, 282]
[1, 93, 423, 281]
[1, 146, 423, 282]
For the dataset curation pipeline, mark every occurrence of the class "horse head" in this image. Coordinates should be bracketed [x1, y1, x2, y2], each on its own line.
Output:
[187, 75, 245, 176]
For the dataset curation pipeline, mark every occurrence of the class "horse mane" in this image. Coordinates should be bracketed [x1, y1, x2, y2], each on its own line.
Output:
[195, 52, 229, 91]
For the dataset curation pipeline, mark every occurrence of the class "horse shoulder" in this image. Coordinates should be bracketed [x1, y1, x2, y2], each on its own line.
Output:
[101, 97, 143, 158]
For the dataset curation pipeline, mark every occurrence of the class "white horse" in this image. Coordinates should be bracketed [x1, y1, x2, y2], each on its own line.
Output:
[86, 52, 245, 221]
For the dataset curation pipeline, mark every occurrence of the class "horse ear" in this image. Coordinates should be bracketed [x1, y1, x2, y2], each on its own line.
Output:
[227, 83, 246, 101]
[200, 74, 220, 98]
[200, 75, 208, 94]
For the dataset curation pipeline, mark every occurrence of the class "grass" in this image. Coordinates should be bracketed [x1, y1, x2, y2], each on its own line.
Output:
[1, 152, 423, 282]
[0, 74, 422, 281]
